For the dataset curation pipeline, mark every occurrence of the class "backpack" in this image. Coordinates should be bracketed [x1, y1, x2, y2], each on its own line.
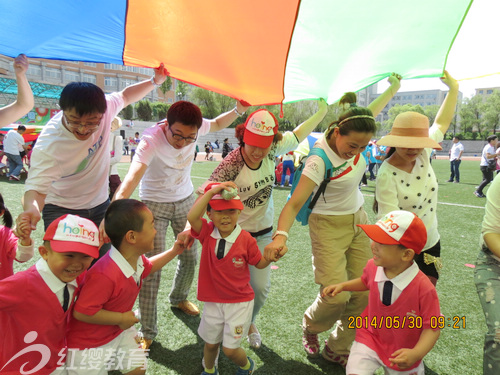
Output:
[288, 147, 355, 225]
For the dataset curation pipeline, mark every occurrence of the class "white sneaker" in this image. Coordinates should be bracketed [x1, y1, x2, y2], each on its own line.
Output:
[248, 332, 261, 349]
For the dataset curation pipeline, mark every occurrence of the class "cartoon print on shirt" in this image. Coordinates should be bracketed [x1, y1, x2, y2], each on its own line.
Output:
[244, 185, 272, 209]
[64, 135, 104, 177]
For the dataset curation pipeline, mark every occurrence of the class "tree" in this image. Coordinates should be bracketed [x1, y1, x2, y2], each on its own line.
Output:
[458, 95, 484, 136]
[482, 90, 500, 134]
[120, 104, 134, 120]
[176, 80, 188, 101]
[152, 102, 170, 121]
[135, 100, 152, 121]
[159, 76, 172, 100]
[190, 87, 237, 124]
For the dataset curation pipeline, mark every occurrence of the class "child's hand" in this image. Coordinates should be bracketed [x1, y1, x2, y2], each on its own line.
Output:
[119, 311, 139, 330]
[321, 284, 343, 298]
[389, 348, 420, 369]
[264, 241, 288, 262]
[172, 239, 187, 255]
[14, 215, 32, 244]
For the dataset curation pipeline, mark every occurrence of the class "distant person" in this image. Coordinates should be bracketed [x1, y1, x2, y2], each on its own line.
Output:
[67, 200, 186, 374]
[123, 136, 129, 155]
[109, 117, 123, 200]
[0, 54, 34, 128]
[3, 125, 27, 181]
[280, 151, 294, 187]
[17, 64, 167, 234]
[0, 214, 99, 374]
[447, 135, 464, 183]
[195, 143, 199, 161]
[323, 211, 440, 374]
[214, 139, 220, 149]
[130, 131, 140, 161]
[474, 135, 498, 198]
[222, 138, 231, 158]
[188, 182, 270, 375]
[205, 141, 212, 160]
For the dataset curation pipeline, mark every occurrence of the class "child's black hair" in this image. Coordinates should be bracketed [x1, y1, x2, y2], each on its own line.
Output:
[105, 199, 148, 249]
[0, 193, 13, 228]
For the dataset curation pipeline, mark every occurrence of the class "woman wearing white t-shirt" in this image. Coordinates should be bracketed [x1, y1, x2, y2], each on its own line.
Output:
[200, 100, 327, 349]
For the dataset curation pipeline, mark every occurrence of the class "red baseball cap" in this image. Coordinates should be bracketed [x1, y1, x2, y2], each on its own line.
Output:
[243, 109, 279, 148]
[357, 211, 427, 254]
[204, 183, 244, 211]
[43, 214, 100, 258]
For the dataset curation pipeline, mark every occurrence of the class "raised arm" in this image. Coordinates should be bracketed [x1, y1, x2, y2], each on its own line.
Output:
[367, 73, 402, 117]
[434, 70, 459, 135]
[208, 101, 251, 132]
[292, 99, 328, 142]
[120, 64, 167, 108]
[0, 54, 34, 127]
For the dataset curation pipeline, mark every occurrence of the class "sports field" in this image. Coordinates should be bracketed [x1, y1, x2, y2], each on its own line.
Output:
[4, 158, 489, 374]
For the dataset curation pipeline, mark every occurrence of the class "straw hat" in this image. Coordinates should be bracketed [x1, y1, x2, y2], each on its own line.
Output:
[377, 112, 442, 150]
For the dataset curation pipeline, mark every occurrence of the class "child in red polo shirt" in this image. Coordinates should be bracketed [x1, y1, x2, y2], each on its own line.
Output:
[0, 214, 99, 375]
[187, 182, 271, 375]
[322, 211, 440, 375]
[66, 199, 186, 375]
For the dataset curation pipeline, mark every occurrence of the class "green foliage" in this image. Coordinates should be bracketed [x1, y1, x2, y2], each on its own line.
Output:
[482, 90, 500, 134]
[175, 80, 189, 101]
[382, 104, 425, 133]
[190, 87, 233, 120]
[135, 100, 152, 121]
[159, 76, 172, 99]
[120, 104, 134, 120]
[151, 102, 170, 121]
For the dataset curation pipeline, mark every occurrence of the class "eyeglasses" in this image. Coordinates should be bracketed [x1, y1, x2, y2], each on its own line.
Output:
[167, 126, 197, 143]
[63, 113, 102, 130]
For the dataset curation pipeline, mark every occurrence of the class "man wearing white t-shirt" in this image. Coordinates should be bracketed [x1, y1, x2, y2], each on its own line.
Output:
[447, 135, 464, 183]
[17, 64, 167, 233]
[113, 100, 249, 349]
[4, 125, 27, 181]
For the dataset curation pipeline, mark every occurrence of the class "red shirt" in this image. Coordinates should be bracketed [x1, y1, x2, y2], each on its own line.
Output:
[0, 225, 17, 280]
[0, 266, 82, 374]
[192, 219, 261, 303]
[67, 251, 152, 349]
[356, 259, 440, 371]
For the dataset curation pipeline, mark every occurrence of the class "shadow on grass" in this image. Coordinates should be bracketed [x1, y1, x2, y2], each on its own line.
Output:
[251, 344, 344, 374]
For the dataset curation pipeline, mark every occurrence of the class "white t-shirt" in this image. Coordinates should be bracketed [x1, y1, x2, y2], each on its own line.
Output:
[376, 124, 443, 250]
[302, 135, 365, 215]
[109, 133, 123, 176]
[481, 143, 495, 167]
[200, 132, 299, 233]
[25, 93, 124, 209]
[3, 130, 24, 155]
[449, 142, 464, 161]
[135, 119, 211, 202]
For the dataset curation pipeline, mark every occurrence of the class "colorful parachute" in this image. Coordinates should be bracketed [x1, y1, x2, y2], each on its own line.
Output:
[0, 0, 497, 105]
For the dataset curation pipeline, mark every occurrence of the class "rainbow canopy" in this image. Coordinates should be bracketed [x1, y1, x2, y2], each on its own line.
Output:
[0, 0, 497, 105]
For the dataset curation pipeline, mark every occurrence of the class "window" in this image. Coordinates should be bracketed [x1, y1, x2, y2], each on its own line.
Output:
[479, 90, 484, 94]
[65, 71, 80, 82]
[84, 62, 97, 67]
[82, 73, 96, 84]
[45, 67, 61, 79]
[105, 76, 117, 87]
[27, 65, 42, 77]
[104, 64, 112, 70]
[487, 90, 493, 94]
[120, 78, 137, 89]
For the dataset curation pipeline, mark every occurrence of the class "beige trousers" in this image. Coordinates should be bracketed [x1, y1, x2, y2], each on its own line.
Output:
[303, 208, 371, 355]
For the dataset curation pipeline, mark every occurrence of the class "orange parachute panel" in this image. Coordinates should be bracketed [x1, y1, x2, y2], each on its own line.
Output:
[123, 0, 300, 105]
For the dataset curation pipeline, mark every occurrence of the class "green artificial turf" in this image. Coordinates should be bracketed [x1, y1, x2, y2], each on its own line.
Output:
[2, 158, 489, 374]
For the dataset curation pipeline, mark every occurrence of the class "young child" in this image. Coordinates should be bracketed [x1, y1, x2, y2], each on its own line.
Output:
[0, 214, 99, 374]
[187, 182, 271, 375]
[66, 199, 186, 374]
[322, 210, 440, 374]
[0, 192, 34, 279]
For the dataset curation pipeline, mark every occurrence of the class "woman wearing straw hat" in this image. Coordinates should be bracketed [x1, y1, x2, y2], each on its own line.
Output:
[374, 71, 459, 286]
[198, 100, 328, 350]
